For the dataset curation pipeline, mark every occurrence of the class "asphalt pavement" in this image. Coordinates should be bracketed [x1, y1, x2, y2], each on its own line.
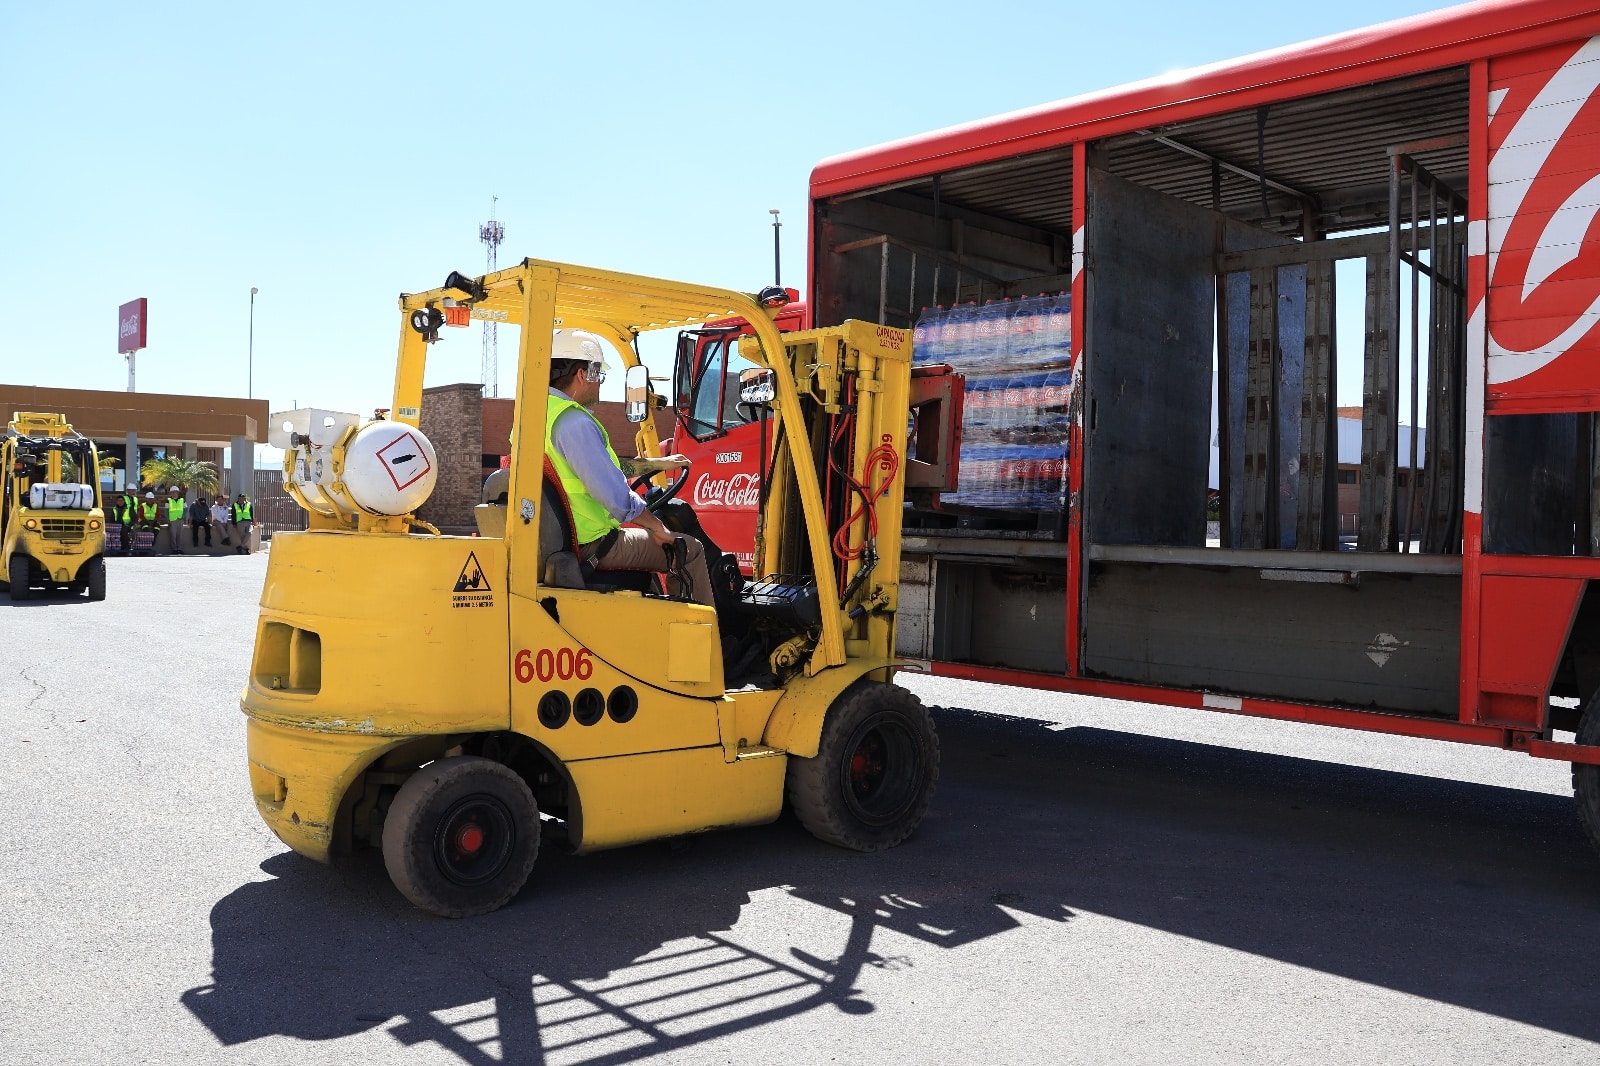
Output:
[2, 549, 1598, 1065]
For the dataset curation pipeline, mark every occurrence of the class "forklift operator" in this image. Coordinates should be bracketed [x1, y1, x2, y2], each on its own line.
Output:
[546, 329, 715, 607]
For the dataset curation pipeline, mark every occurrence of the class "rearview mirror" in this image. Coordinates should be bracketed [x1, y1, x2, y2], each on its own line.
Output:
[624, 364, 650, 423]
[739, 367, 776, 405]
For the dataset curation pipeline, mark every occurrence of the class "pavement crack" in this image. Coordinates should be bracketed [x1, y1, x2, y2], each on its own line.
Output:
[120, 727, 150, 770]
[19, 668, 48, 716]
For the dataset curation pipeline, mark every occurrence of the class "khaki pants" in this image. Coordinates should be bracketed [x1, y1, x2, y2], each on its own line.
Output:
[586, 527, 715, 607]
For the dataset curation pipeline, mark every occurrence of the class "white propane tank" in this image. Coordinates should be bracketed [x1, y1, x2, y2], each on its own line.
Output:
[29, 483, 96, 510]
[337, 420, 438, 516]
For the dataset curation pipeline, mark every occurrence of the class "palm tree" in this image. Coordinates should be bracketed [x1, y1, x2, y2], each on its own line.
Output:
[140, 455, 220, 495]
[59, 452, 118, 484]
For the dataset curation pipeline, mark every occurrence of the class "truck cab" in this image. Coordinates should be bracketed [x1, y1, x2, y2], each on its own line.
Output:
[668, 296, 807, 573]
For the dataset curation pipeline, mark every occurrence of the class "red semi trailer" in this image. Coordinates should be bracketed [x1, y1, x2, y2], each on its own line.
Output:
[788, 0, 1600, 856]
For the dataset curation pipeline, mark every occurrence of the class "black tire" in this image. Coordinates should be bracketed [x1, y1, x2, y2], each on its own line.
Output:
[8, 554, 30, 602]
[82, 557, 106, 602]
[381, 756, 539, 918]
[1574, 693, 1600, 861]
[786, 681, 939, 851]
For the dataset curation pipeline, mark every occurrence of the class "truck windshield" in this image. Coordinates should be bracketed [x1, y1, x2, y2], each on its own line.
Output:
[688, 334, 761, 438]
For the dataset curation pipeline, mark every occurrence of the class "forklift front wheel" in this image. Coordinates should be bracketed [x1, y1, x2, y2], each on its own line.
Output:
[382, 756, 540, 918]
[8, 554, 30, 602]
[82, 557, 106, 602]
[787, 682, 939, 852]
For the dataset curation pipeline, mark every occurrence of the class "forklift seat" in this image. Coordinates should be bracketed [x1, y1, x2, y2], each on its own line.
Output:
[472, 468, 510, 539]
[539, 458, 587, 590]
[540, 459, 667, 598]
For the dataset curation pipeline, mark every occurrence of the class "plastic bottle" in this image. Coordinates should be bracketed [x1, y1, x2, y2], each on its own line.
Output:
[962, 373, 1001, 445]
[1007, 294, 1044, 369]
[1041, 291, 1072, 365]
[952, 442, 996, 509]
[944, 301, 977, 367]
[971, 299, 1010, 372]
[1026, 371, 1054, 443]
[1034, 443, 1068, 512]
[1040, 368, 1072, 442]
[1002, 445, 1027, 510]
[913, 306, 939, 365]
[992, 372, 1022, 444]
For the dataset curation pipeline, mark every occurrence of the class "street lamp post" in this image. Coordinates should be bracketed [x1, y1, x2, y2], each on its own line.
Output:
[769, 209, 782, 288]
[248, 287, 258, 399]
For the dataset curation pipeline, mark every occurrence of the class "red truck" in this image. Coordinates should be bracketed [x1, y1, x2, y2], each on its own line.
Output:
[677, 0, 1600, 861]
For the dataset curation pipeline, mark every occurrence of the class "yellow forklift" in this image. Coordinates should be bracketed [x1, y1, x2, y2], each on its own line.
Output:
[245, 260, 937, 916]
[1, 412, 107, 602]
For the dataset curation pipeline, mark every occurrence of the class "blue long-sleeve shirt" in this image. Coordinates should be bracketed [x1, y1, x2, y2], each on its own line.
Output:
[548, 388, 646, 525]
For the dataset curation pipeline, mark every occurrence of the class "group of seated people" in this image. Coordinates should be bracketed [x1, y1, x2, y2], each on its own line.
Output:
[108, 491, 255, 555]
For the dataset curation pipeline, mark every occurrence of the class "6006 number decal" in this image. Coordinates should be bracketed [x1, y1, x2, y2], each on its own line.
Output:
[514, 647, 593, 684]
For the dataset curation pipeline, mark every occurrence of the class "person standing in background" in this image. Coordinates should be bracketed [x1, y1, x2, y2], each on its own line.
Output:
[117, 492, 135, 556]
[165, 490, 186, 554]
[231, 494, 254, 555]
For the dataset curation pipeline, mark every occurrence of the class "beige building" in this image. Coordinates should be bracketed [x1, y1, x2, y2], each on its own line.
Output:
[0, 383, 269, 499]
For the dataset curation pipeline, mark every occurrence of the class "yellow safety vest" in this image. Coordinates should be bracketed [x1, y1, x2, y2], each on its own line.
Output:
[167, 498, 185, 521]
[545, 395, 623, 545]
[232, 501, 252, 521]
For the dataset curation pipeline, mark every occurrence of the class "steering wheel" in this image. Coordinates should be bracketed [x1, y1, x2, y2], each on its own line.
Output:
[735, 401, 763, 425]
[631, 464, 691, 514]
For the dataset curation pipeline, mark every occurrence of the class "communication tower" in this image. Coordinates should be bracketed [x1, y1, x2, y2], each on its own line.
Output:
[479, 197, 505, 397]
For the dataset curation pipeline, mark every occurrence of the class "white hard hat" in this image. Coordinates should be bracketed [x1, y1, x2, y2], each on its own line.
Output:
[145, 491, 154, 498]
[551, 329, 611, 371]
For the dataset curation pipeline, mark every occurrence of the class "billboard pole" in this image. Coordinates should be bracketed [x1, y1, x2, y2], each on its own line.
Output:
[119, 297, 148, 490]
[249, 287, 258, 399]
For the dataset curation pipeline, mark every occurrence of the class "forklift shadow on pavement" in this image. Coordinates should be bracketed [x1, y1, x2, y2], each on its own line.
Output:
[182, 814, 1073, 1063]
[183, 706, 1600, 1062]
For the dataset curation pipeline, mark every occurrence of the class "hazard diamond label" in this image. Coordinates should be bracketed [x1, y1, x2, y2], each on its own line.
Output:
[376, 431, 432, 492]
[452, 552, 494, 608]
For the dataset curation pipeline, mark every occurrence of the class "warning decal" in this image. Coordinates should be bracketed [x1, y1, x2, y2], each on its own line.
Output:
[452, 552, 494, 608]
[376, 431, 433, 492]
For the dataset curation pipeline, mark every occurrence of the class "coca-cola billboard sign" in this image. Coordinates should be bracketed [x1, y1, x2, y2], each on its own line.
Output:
[693, 472, 761, 509]
[118, 298, 148, 354]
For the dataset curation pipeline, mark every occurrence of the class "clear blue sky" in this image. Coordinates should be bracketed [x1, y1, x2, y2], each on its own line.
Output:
[2, 0, 1462, 426]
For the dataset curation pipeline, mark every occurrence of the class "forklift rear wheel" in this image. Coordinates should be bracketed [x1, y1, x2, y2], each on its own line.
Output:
[787, 682, 939, 851]
[382, 756, 540, 918]
[82, 557, 106, 602]
[8, 554, 30, 602]
[1573, 693, 1600, 861]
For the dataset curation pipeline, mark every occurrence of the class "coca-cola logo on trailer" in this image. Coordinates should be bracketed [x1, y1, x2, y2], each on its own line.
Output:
[693, 472, 760, 509]
[1486, 36, 1600, 387]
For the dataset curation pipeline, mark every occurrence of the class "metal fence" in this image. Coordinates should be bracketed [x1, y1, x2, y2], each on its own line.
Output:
[253, 469, 305, 541]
